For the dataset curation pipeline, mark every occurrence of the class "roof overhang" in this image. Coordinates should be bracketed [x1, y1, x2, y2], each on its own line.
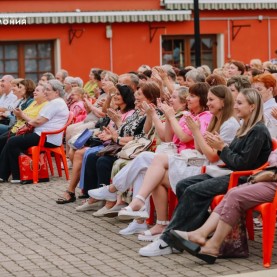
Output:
[163, 0, 277, 10]
[0, 10, 192, 24]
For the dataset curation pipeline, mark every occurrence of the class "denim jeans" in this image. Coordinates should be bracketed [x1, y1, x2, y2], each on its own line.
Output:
[82, 152, 118, 193]
[161, 173, 230, 246]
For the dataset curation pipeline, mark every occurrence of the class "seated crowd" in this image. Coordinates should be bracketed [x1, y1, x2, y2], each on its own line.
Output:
[1, 58, 277, 263]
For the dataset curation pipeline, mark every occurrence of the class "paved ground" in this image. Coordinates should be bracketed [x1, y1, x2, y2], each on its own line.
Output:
[1, 174, 277, 277]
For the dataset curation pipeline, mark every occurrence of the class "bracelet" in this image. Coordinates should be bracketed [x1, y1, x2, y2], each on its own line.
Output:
[217, 144, 228, 156]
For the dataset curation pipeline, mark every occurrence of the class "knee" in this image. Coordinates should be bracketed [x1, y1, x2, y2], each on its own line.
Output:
[225, 187, 240, 202]
[152, 153, 168, 167]
[6, 136, 18, 148]
[74, 149, 85, 160]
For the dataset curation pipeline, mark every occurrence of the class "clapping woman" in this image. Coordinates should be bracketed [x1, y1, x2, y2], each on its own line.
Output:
[139, 88, 272, 257]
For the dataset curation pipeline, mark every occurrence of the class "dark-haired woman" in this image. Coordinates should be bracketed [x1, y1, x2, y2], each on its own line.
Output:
[57, 82, 141, 204]
[72, 81, 162, 211]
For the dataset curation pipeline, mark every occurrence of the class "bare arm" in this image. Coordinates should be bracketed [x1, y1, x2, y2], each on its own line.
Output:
[28, 116, 48, 127]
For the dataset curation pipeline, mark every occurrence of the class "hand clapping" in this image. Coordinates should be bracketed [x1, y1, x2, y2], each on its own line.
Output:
[204, 131, 225, 151]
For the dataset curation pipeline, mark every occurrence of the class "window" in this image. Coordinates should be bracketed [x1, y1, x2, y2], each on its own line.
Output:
[162, 35, 217, 70]
[0, 41, 55, 83]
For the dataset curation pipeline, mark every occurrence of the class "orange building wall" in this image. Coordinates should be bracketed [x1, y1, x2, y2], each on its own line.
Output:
[0, 8, 277, 81]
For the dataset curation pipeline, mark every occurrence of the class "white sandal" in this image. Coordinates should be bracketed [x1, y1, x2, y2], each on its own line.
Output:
[118, 195, 149, 220]
[138, 220, 169, 242]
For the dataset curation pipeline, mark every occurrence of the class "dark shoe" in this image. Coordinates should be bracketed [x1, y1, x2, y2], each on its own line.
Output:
[78, 193, 89, 199]
[195, 252, 217, 264]
[56, 190, 76, 204]
[169, 230, 200, 254]
[169, 230, 217, 264]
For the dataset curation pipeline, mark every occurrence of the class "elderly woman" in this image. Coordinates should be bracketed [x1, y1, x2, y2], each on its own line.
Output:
[0, 79, 36, 135]
[0, 84, 48, 154]
[0, 80, 69, 184]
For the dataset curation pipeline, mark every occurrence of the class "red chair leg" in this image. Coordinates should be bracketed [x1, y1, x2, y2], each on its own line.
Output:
[54, 154, 62, 177]
[146, 196, 155, 225]
[60, 148, 70, 180]
[261, 205, 276, 268]
[46, 151, 54, 176]
[245, 210, 255, 241]
[31, 148, 40, 184]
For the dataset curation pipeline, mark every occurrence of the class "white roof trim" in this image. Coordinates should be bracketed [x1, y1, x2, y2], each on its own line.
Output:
[164, 0, 277, 10]
[164, 0, 277, 3]
[0, 10, 192, 24]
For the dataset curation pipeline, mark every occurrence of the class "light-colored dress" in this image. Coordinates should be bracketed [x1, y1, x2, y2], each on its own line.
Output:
[168, 116, 240, 192]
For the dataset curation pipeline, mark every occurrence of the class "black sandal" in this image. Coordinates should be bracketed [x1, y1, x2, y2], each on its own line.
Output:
[78, 193, 89, 199]
[56, 190, 76, 204]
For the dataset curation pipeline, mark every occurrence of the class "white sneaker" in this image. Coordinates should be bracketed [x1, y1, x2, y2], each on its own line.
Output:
[10, 180, 21, 184]
[139, 239, 173, 257]
[119, 220, 148, 236]
[118, 205, 149, 220]
[104, 204, 127, 218]
[76, 200, 105, 212]
[92, 206, 110, 217]
[88, 185, 117, 202]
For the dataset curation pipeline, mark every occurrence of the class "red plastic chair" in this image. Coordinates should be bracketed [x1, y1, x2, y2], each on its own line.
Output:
[210, 139, 277, 210]
[146, 188, 178, 225]
[26, 112, 74, 184]
[245, 189, 277, 268]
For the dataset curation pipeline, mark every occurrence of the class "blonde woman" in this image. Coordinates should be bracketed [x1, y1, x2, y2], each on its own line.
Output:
[139, 88, 272, 257]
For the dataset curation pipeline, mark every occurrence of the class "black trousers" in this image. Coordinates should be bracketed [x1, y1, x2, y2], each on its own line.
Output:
[0, 133, 56, 180]
[160, 173, 230, 246]
[82, 152, 117, 193]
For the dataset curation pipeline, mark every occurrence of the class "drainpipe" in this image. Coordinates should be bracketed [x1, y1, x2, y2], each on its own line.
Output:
[227, 19, 231, 60]
[268, 17, 271, 60]
[106, 25, 113, 71]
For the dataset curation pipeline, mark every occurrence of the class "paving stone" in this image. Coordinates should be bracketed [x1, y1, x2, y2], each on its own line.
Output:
[1, 175, 277, 277]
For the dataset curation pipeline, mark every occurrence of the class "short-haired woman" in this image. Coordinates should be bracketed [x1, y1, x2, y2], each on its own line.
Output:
[0, 80, 69, 183]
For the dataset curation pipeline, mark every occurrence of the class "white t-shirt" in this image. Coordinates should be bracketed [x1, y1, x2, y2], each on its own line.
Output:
[263, 98, 277, 138]
[0, 91, 18, 110]
[35, 98, 69, 146]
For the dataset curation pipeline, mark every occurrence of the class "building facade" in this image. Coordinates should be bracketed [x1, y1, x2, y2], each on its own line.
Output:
[0, 0, 277, 82]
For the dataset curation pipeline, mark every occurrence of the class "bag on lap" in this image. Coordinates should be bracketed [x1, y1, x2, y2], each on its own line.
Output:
[247, 166, 277, 184]
[16, 122, 35, 136]
[117, 137, 152, 160]
[68, 128, 93, 150]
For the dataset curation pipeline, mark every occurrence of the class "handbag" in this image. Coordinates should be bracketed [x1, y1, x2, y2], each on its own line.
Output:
[16, 122, 35, 136]
[247, 166, 277, 184]
[72, 129, 93, 150]
[95, 116, 111, 131]
[206, 165, 233, 178]
[0, 116, 10, 125]
[19, 152, 49, 184]
[180, 149, 207, 167]
[155, 142, 178, 155]
[219, 217, 249, 258]
[96, 141, 122, 157]
[85, 137, 104, 148]
[117, 137, 152, 160]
